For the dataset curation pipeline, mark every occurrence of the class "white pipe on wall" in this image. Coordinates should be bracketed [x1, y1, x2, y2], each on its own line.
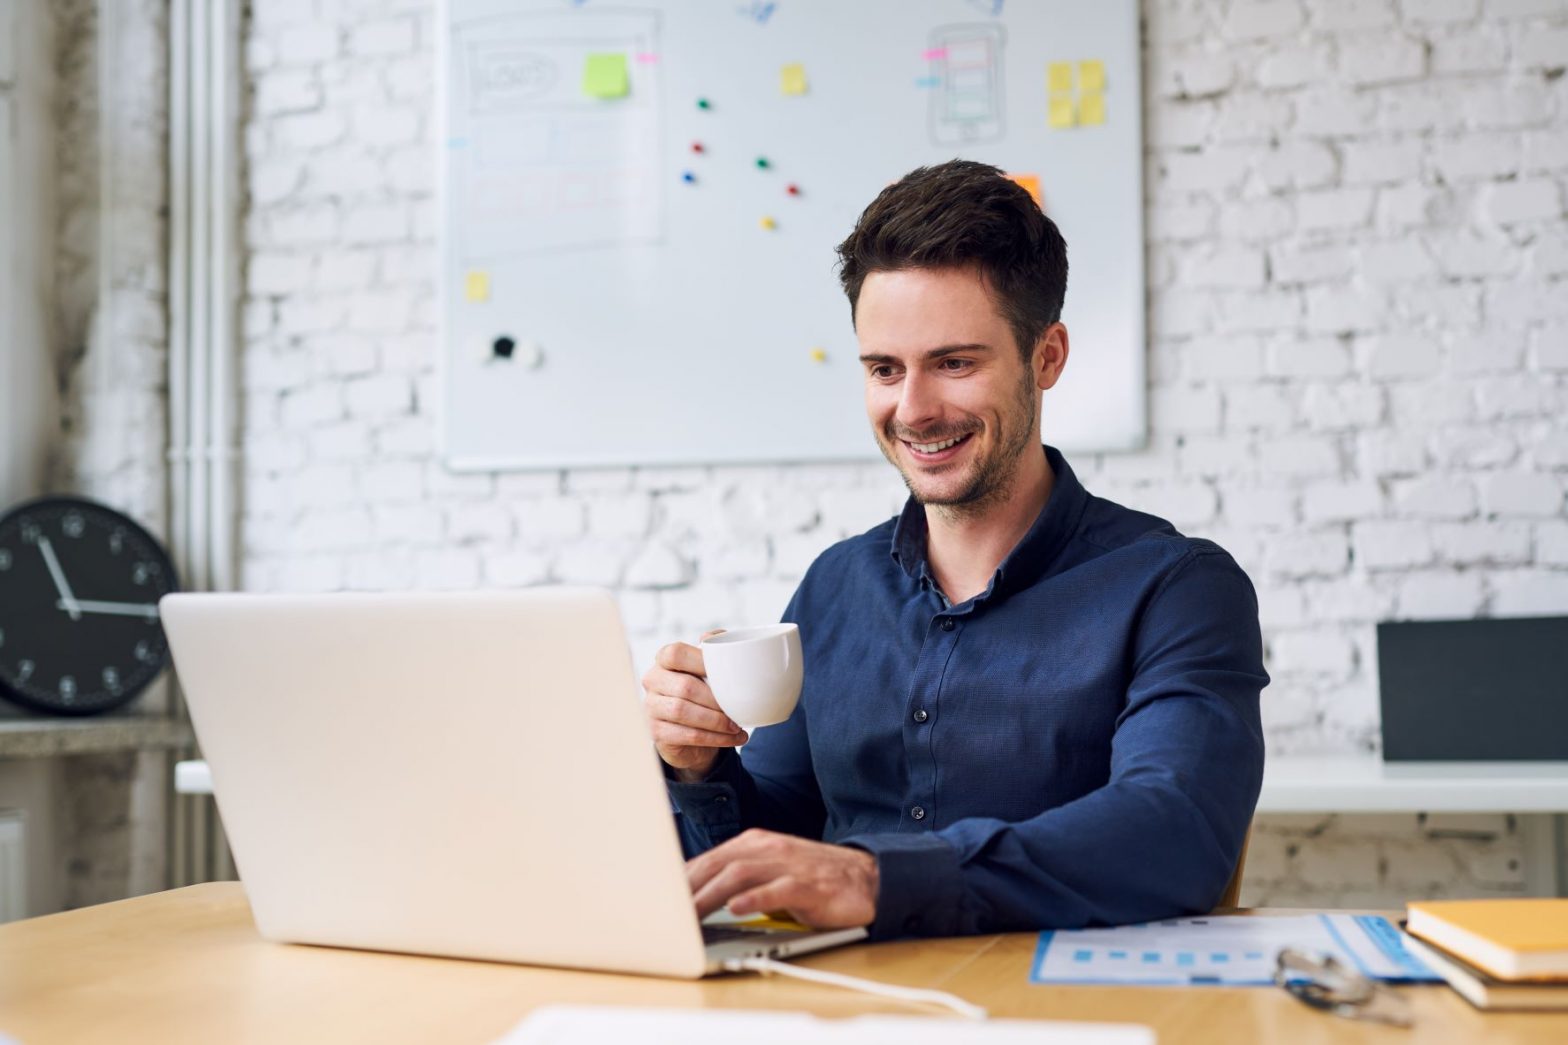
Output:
[167, 0, 241, 885]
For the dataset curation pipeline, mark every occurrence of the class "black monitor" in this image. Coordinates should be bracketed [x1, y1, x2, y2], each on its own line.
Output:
[1377, 616, 1568, 761]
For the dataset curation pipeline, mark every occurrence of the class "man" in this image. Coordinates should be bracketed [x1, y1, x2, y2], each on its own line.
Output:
[642, 160, 1267, 940]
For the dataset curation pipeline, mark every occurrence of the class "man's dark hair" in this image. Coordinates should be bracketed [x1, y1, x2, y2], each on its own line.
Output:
[835, 159, 1068, 361]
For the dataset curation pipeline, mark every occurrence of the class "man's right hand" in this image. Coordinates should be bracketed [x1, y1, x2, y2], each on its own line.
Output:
[641, 635, 748, 782]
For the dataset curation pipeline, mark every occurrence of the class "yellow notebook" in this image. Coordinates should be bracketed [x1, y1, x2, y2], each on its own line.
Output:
[1406, 899, 1568, 980]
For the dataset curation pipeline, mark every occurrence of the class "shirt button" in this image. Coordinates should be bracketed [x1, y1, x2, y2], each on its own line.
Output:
[913, 709, 928, 723]
[940, 618, 955, 631]
[911, 806, 926, 820]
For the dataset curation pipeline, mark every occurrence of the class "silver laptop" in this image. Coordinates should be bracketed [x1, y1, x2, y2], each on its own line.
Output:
[160, 588, 866, 978]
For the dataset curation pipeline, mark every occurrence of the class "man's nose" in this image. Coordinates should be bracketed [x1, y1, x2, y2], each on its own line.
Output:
[895, 369, 942, 432]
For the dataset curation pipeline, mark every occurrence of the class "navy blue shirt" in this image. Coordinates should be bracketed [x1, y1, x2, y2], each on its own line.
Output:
[668, 446, 1267, 940]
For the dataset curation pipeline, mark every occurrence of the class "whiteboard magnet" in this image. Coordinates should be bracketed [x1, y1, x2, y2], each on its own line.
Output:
[518, 340, 545, 368]
[809, 347, 828, 363]
[760, 216, 778, 230]
[755, 156, 770, 169]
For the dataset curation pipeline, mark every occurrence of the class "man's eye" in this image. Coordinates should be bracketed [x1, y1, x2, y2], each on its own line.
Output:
[871, 366, 897, 379]
[940, 358, 970, 371]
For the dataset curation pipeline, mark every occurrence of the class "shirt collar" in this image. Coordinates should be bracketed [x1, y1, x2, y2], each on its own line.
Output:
[889, 445, 1089, 604]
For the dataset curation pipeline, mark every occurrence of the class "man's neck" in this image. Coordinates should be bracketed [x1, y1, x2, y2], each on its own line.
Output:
[925, 446, 1055, 606]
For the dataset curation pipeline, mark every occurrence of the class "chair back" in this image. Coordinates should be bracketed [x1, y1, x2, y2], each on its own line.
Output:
[1215, 826, 1251, 910]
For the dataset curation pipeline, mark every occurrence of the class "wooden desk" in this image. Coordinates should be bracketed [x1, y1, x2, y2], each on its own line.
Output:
[1, 884, 1564, 1044]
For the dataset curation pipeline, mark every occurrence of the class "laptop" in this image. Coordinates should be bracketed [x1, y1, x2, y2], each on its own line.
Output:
[159, 588, 866, 978]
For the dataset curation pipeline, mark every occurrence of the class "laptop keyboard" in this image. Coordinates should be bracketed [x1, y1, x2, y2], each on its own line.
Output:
[701, 924, 800, 944]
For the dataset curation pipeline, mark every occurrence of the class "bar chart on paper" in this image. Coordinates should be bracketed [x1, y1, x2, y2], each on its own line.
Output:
[1031, 914, 1441, 987]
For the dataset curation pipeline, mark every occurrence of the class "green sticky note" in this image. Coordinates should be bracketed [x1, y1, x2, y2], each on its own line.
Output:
[583, 53, 629, 98]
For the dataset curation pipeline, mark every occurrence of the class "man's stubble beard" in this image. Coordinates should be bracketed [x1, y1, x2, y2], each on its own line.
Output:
[880, 366, 1042, 522]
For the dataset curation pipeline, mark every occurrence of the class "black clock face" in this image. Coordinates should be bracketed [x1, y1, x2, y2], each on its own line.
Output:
[0, 497, 180, 716]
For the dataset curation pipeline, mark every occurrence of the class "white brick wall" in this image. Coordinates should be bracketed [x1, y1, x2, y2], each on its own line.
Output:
[232, 0, 1567, 906]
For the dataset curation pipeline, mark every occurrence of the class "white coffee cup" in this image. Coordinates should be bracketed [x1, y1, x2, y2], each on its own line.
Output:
[700, 624, 804, 730]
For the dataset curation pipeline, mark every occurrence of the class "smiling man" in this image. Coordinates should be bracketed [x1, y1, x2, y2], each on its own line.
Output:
[642, 160, 1268, 939]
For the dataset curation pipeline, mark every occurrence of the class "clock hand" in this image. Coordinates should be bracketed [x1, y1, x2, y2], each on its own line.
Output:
[38, 536, 83, 621]
[56, 598, 161, 621]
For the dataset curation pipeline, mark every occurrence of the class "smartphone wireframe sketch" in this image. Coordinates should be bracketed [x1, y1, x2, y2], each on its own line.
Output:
[928, 23, 1006, 146]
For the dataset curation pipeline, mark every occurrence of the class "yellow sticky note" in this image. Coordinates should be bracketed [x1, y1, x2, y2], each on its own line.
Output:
[582, 53, 629, 98]
[1080, 59, 1106, 93]
[1047, 61, 1073, 94]
[1007, 173, 1042, 206]
[781, 62, 808, 96]
[464, 271, 490, 302]
[1048, 96, 1076, 129]
[1080, 92, 1105, 126]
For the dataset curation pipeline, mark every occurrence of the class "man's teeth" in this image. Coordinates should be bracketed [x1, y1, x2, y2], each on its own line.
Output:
[911, 435, 966, 453]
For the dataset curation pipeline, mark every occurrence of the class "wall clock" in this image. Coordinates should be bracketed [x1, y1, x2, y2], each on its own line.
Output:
[0, 496, 180, 716]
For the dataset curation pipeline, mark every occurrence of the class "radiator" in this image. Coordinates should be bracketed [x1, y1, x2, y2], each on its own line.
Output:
[0, 810, 25, 923]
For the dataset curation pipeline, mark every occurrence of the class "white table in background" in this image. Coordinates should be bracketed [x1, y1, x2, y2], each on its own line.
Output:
[175, 755, 1568, 893]
[1258, 755, 1568, 896]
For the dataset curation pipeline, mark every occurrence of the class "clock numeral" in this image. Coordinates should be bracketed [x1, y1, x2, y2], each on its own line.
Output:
[103, 667, 121, 693]
[62, 512, 86, 538]
[19, 521, 40, 544]
[109, 530, 125, 555]
[60, 676, 77, 703]
[134, 640, 155, 664]
[0, 549, 11, 570]
[17, 659, 34, 682]
[0, 627, 5, 648]
[133, 562, 158, 585]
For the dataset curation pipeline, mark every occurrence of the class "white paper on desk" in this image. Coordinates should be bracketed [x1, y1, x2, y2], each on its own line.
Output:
[1031, 913, 1440, 987]
[494, 1005, 1154, 1044]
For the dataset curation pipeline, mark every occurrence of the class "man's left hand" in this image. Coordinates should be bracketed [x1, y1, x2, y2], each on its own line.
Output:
[686, 828, 879, 930]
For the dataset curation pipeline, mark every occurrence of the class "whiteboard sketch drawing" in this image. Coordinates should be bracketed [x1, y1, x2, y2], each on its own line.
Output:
[927, 23, 1006, 146]
[449, 8, 664, 261]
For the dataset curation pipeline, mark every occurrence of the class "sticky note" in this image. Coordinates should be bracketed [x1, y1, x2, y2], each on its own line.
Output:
[1080, 92, 1105, 126]
[582, 53, 629, 98]
[1048, 61, 1074, 94]
[922, 47, 948, 61]
[1048, 96, 1076, 129]
[1080, 59, 1106, 93]
[1007, 173, 1042, 206]
[464, 271, 490, 303]
[780, 62, 808, 96]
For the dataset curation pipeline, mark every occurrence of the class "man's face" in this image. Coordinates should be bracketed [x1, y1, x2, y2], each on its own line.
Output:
[855, 267, 1047, 513]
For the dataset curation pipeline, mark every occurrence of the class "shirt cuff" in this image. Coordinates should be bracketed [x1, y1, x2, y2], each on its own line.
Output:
[663, 748, 744, 834]
[838, 831, 966, 940]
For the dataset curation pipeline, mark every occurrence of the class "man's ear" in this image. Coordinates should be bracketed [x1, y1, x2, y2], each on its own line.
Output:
[1034, 323, 1069, 391]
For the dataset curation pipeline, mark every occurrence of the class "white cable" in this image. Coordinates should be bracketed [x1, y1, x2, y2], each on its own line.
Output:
[721, 955, 989, 1021]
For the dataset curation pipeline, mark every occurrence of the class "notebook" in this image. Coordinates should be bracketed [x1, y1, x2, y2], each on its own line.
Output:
[1403, 934, 1568, 1011]
[1405, 899, 1568, 980]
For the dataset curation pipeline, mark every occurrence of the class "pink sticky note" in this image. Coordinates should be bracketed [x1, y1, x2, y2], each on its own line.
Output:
[923, 47, 948, 60]
[635, 52, 659, 64]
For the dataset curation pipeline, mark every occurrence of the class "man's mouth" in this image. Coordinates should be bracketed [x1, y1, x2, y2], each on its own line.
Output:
[901, 432, 975, 461]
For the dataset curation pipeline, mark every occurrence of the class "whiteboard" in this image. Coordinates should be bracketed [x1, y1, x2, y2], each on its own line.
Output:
[439, 0, 1145, 470]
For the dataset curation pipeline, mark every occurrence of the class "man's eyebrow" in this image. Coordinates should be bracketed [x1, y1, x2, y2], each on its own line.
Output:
[857, 343, 993, 365]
